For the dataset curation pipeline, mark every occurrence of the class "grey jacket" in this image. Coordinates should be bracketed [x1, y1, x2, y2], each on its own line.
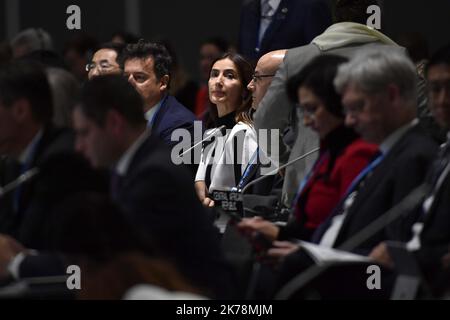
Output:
[254, 24, 403, 206]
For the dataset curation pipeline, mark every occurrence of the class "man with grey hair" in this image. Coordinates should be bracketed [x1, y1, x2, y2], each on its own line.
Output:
[10, 28, 53, 58]
[271, 48, 439, 298]
[313, 47, 438, 252]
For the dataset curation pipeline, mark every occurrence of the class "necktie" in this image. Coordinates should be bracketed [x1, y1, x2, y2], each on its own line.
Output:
[428, 141, 450, 187]
[258, 0, 273, 45]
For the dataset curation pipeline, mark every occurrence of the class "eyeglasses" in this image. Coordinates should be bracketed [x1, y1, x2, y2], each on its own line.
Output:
[85, 61, 118, 72]
[251, 73, 275, 83]
[297, 104, 318, 119]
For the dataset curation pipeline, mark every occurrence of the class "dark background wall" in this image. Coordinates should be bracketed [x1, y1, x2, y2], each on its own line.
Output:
[380, 0, 450, 54]
[1, 0, 450, 80]
[0, 0, 242, 81]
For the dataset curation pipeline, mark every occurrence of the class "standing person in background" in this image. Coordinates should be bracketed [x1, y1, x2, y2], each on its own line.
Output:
[253, 0, 400, 209]
[238, 0, 331, 62]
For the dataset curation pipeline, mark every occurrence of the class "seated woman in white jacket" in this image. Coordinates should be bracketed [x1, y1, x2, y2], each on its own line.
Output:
[195, 52, 257, 207]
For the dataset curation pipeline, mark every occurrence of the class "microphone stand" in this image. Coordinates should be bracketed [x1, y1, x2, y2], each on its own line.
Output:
[178, 125, 226, 157]
[0, 168, 40, 197]
[240, 147, 319, 194]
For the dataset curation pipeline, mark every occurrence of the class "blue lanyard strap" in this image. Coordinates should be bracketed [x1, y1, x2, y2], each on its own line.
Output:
[236, 147, 259, 190]
[341, 153, 384, 200]
[292, 150, 330, 207]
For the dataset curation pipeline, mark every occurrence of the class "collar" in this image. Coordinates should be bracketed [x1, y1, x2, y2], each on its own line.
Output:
[312, 22, 398, 51]
[379, 118, 418, 155]
[115, 130, 150, 176]
[144, 95, 167, 127]
[215, 111, 237, 130]
[261, 0, 281, 13]
[18, 129, 43, 165]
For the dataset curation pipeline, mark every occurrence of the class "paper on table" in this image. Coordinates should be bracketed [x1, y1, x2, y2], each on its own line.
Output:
[296, 240, 373, 266]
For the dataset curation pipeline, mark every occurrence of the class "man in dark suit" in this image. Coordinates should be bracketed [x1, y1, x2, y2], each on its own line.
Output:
[238, 0, 331, 62]
[122, 40, 197, 148]
[0, 61, 107, 249]
[268, 47, 439, 298]
[72, 75, 235, 298]
[369, 44, 450, 297]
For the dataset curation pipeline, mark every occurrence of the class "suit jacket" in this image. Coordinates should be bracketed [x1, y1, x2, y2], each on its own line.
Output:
[114, 135, 236, 299]
[253, 23, 404, 207]
[152, 95, 197, 148]
[413, 143, 450, 293]
[0, 126, 108, 249]
[238, 0, 331, 61]
[320, 125, 439, 254]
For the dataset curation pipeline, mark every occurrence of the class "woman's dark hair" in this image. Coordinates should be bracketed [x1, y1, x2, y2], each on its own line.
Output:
[287, 55, 358, 180]
[287, 54, 349, 118]
[209, 52, 254, 125]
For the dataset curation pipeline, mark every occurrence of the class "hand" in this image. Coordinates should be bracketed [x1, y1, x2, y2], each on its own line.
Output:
[267, 241, 301, 261]
[202, 197, 215, 208]
[369, 242, 394, 269]
[195, 181, 214, 207]
[237, 216, 280, 241]
[0, 234, 26, 278]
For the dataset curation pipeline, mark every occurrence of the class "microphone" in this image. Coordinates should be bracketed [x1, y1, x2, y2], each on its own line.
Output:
[178, 125, 226, 157]
[240, 147, 319, 194]
[0, 167, 40, 198]
[212, 147, 320, 218]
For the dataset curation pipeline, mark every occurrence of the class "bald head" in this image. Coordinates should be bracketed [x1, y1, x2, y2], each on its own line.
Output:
[248, 50, 286, 109]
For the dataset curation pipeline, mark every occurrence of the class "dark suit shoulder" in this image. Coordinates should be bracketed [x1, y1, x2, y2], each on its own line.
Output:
[35, 126, 76, 165]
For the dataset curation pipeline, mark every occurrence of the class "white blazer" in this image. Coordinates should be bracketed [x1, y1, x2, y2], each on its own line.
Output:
[195, 122, 258, 192]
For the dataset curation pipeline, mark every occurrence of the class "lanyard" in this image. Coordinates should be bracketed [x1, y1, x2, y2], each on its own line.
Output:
[13, 135, 42, 213]
[237, 147, 259, 190]
[341, 153, 384, 201]
[292, 150, 330, 207]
